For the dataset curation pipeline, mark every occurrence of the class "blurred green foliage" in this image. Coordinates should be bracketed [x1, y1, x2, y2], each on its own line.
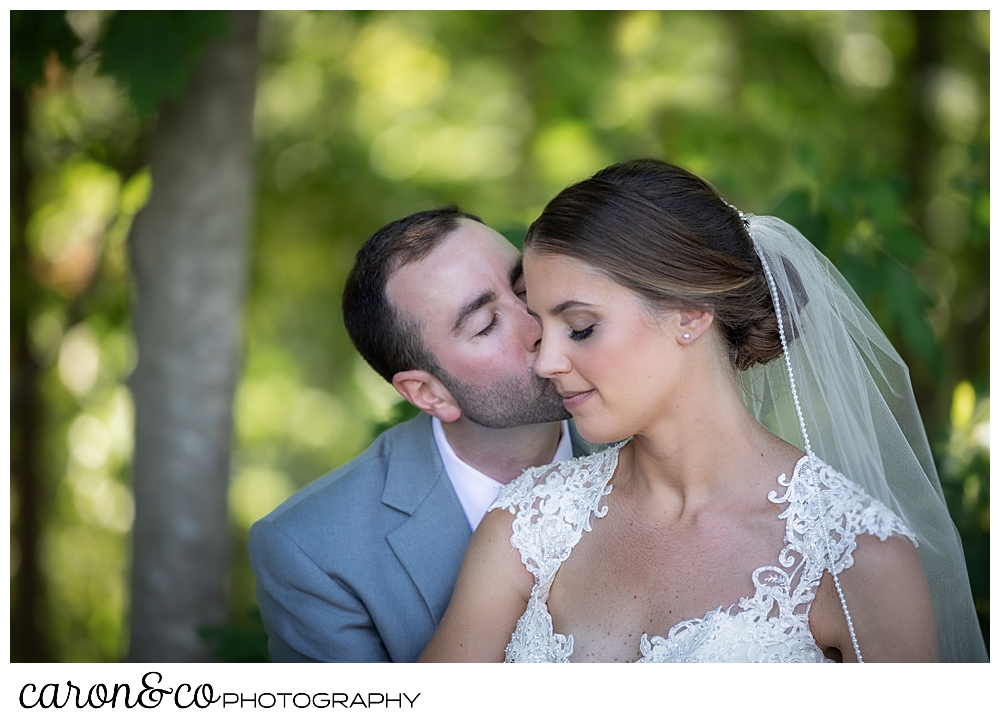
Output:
[200, 607, 270, 663]
[99, 10, 229, 116]
[11, 11, 80, 89]
[10, 10, 989, 660]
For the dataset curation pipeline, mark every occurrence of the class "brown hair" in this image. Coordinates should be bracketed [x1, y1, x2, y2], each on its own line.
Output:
[343, 206, 482, 382]
[524, 159, 785, 371]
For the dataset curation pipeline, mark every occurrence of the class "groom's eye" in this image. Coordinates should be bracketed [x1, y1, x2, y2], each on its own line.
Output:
[513, 275, 527, 302]
[477, 314, 499, 337]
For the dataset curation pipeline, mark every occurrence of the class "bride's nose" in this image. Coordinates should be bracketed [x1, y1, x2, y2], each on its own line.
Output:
[532, 333, 570, 379]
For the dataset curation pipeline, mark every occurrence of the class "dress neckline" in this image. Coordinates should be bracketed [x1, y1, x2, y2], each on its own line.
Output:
[540, 447, 818, 662]
[494, 443, 915, 662]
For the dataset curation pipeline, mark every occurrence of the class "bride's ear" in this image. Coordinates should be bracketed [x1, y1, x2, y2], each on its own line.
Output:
[676, 309, 713, 344]
[392, 370, 463, 423]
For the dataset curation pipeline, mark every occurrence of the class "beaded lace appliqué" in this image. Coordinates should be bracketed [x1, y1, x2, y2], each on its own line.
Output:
[490, 448, 916, 663]
[488, 442, 623, 663]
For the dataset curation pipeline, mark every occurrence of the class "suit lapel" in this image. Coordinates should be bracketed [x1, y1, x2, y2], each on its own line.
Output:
[380, 415, 597, 626]
[381, 414, 471, 624]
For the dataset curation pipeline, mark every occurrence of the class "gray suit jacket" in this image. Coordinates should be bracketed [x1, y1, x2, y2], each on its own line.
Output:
[248, 412, 593, 662]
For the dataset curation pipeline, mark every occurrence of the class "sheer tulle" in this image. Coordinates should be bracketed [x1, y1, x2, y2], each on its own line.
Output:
[740, 215, 987, 663]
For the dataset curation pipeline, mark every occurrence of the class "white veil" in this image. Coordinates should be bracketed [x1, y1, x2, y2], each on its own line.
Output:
[738, 214, 987, 662]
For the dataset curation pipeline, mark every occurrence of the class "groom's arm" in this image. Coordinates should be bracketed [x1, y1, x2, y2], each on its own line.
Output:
[249, 518, 391, 662]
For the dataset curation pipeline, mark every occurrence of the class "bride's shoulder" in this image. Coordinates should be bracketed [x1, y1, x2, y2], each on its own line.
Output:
[490, 444, 623, 514]
[786, 457, 916, 547]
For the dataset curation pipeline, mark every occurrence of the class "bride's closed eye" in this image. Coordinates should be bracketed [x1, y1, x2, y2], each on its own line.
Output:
[569, 325, 595, 341]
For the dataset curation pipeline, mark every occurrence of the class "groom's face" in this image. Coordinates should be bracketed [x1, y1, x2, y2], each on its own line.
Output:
[387, 219, 568, 428]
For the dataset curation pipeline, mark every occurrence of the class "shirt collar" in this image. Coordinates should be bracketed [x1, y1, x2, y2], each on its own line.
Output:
[432, 417, 572, 531]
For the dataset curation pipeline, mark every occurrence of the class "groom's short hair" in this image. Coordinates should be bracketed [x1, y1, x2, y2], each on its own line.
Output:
[343, 206, 483, 383]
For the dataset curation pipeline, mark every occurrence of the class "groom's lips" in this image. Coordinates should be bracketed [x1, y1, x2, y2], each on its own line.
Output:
[560, 390, 595, 409]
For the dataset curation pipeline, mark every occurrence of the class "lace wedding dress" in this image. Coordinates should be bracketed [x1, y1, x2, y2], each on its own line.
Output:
[488, 442, 916, 663]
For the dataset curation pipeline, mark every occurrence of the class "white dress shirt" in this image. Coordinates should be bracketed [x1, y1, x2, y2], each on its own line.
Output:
[431, 417, 573, 531]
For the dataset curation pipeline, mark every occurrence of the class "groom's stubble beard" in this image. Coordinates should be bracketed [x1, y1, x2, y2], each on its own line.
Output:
[435, 367, 570, 429]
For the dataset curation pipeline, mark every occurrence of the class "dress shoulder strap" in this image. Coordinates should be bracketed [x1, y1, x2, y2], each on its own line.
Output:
[774, 456, 917, 662]
[775, 457, 916, 576]
[488, 443, 624, 583]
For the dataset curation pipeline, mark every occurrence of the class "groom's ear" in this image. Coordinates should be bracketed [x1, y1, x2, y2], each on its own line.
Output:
[391, 370, 463, 423]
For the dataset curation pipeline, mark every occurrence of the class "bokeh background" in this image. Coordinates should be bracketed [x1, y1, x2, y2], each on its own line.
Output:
[10, 10, 989, 662]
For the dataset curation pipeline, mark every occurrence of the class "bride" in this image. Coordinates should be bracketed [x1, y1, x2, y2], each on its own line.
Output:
[419, 160, 986, 663]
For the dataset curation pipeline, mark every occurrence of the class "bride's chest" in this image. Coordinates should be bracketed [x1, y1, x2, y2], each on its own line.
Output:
[545, 508, 785, 662]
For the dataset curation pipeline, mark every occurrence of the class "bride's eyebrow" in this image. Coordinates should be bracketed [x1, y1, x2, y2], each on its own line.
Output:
[549, 300, 594, 315]
[526, 299, 594, 320]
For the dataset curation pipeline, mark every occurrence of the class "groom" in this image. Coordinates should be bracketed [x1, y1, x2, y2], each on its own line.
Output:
[249, 207, 590, 662]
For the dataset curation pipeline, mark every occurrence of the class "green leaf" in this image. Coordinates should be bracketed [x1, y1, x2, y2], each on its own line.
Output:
[770, 191, 829, 253]
[10, 10, 80, 90]
[793, 141, 820, 179]
[884, 258, 942, 379]
[98, 10, 229, 117]
[866, 179, 898, 230]
[837, 253, 881, 310]
[883, 227, 926, 264]
[827, 177, 857, 221]
[199, 608, 270, 663]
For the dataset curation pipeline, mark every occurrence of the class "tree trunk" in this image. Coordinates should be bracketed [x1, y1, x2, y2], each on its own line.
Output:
[11, 84, 51, 663]
[905, 10, 944, 422]
[126, 10, 259, 662]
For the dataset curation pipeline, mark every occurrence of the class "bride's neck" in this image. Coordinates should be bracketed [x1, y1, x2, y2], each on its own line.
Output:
[624, 366, 787, 504]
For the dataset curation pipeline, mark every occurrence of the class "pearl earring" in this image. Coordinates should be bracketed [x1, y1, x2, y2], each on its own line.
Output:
[682, 333, 691, 340]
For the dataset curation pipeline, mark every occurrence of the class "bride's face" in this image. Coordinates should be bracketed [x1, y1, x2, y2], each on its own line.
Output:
[524, 250, 687, 444]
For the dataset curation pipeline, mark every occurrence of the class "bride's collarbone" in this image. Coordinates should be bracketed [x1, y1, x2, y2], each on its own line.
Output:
[520, 446, 817, 662]
[580, 484, 786, 573]
[545, 505, 785, 660]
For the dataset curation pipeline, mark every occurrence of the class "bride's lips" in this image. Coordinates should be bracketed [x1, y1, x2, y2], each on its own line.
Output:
[560, 390, 595, 410]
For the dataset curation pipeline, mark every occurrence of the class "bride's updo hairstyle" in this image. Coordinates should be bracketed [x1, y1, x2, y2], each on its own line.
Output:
[524, 159, 794, 371]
